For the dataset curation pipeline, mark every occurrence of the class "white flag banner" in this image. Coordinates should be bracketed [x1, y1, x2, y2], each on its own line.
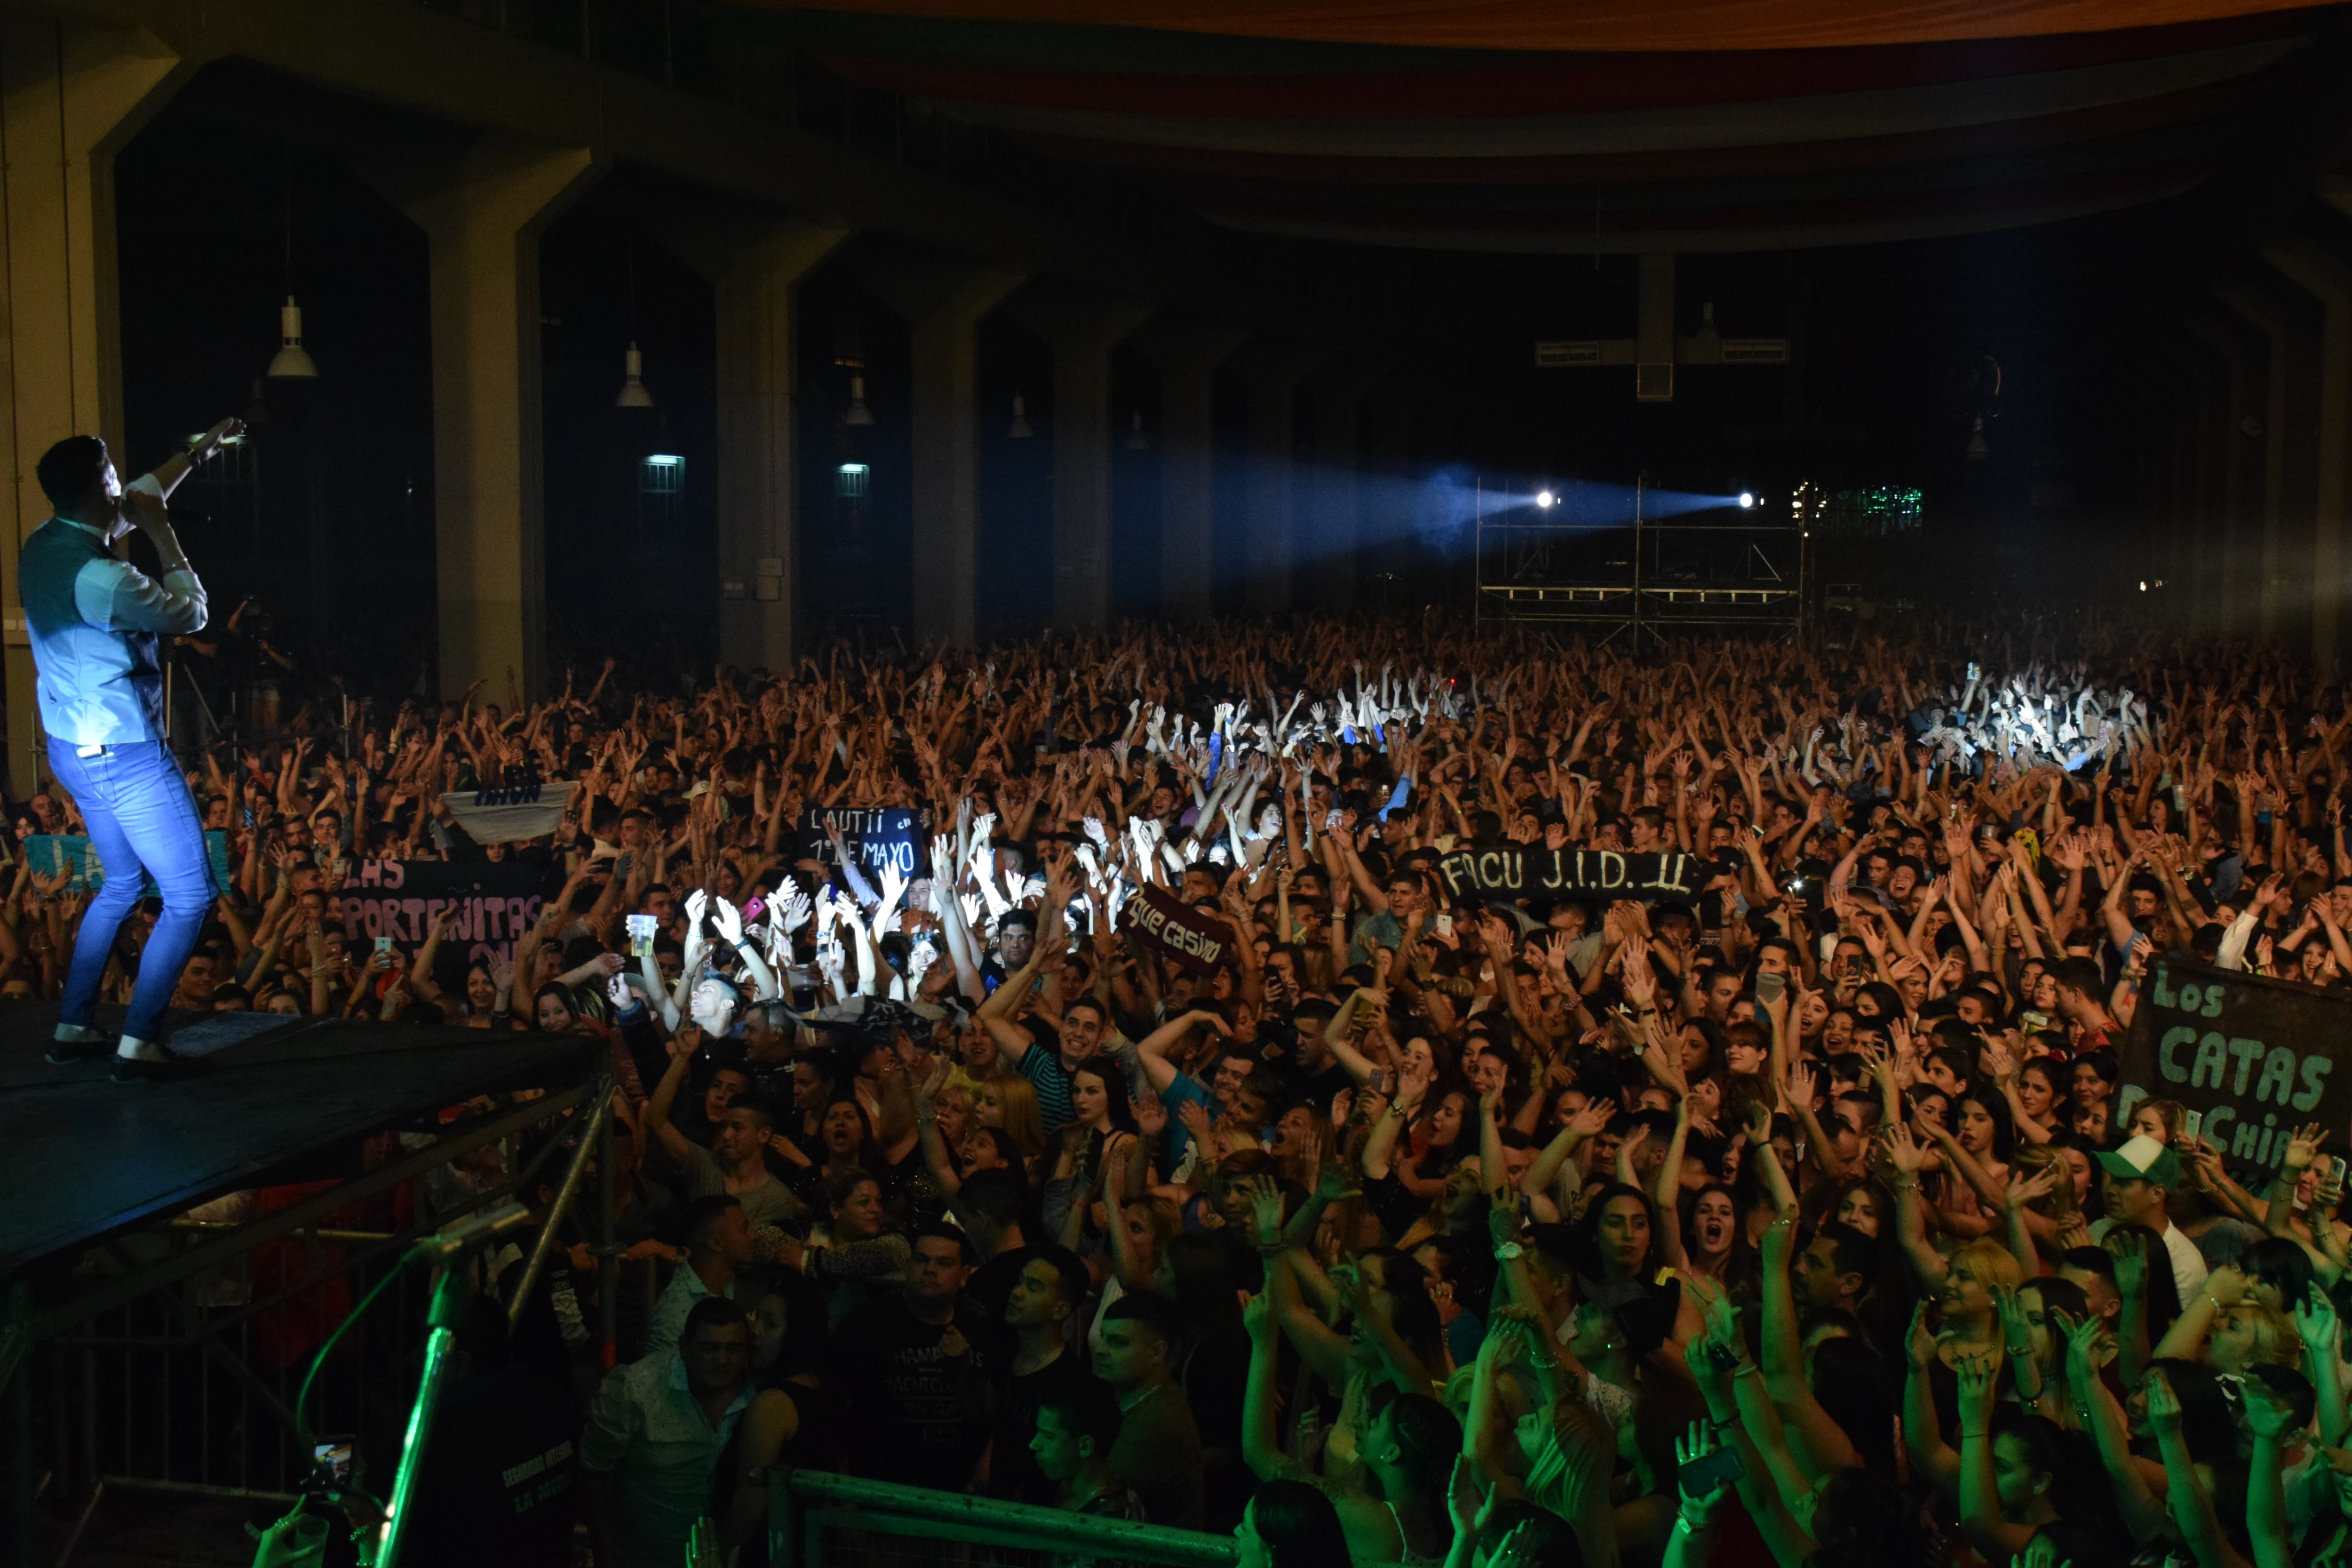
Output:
[439, 780, 580, 844]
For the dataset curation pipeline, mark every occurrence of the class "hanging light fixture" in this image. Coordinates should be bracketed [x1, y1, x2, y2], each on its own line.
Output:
[267, 297, 318, 380]
[614, 239, 654, 409]
[1965, 414, 1990, 462]
[266, 142, 318, 379]
[615, 342, 654, 408]
[1008, 393, 1034, 439]
[843, 374, 875, 427]
[1125, 409, 1148, 450]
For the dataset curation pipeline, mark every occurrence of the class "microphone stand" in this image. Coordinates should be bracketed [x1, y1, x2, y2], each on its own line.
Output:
[369, 1205, 528, 1567]
[370, 1263, 467, 1568]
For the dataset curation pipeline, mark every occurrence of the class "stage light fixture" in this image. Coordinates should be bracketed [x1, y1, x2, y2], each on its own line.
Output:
[1739, 492, 1755, 509]
[1535, 491, 1557, 509]
[842, 374, 874, 427]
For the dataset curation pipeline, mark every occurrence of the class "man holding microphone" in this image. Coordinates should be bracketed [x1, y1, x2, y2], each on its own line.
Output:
[24, 419, 243, 1081]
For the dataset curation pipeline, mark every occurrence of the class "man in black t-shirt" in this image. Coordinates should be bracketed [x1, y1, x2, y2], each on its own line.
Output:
[985, 1247, 1094, 1505]
[832, 1226, 994, 1491]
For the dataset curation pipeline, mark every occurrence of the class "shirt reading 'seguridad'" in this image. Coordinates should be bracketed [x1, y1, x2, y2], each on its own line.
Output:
[18, 477, 206, 747]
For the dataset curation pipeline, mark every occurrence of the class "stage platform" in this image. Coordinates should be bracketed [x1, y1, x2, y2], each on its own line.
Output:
[0, 1004, 600, 1324]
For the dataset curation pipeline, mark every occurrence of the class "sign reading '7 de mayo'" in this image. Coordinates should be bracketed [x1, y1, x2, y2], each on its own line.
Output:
[2117, 959, 2349, 1174]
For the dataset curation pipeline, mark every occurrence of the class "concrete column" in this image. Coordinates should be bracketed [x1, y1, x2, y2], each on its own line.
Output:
[364, 136, 600, 703]
[2183, 313, 2270, 634]
[2155, 340, 2227, 633]
[659, 216, 850, 674]
[1129, 315, 1245, 622]
[866, 254, 1025, 649]
[1229, 342, 1327, 615]
[0, 16, 188, 795]
[1300, 359, 1383, 613]
[1006, 287, 1151, 631]
[2262, 240, 2352, 669]
[2219, 279, 2319, 652]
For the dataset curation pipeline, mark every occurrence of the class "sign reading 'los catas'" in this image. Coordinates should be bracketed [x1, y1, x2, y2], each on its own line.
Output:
[2117, 960, 2349, 1174]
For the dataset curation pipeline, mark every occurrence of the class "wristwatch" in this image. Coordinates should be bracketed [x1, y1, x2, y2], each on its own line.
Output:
[1494, 1241, 1523, 1261]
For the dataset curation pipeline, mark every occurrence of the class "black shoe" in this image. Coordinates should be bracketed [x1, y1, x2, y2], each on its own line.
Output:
[112, 1043, 209, 1083]
[46, 1030, 111, 1066]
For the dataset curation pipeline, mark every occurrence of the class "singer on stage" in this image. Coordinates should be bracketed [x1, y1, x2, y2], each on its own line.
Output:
[23, 420, 243, 1082]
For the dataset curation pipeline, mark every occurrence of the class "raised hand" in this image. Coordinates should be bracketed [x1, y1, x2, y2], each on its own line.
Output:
[2002, 1162, 2060, 1213]
[1674, 1421, 1733, 1521]
[710, 895, 745, 947]
[2143, 1369, 2183, 1437]
[2296, 1286, 2341, 1359]
[1245, 1176, 1286, 1248]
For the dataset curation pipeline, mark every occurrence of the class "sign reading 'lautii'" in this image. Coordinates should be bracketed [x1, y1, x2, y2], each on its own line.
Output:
[1433, 848, 1705, 902]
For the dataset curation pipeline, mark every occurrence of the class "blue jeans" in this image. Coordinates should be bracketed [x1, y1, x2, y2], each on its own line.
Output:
[47, 738, 218, 1043]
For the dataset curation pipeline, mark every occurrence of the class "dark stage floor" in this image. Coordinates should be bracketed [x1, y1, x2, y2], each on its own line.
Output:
[0, 1003, 594, 1274]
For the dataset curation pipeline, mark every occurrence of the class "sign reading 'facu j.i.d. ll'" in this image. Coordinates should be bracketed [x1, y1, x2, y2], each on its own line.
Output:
[2117, 959, 2351, 1176]
[1433, 849, 1704, 903]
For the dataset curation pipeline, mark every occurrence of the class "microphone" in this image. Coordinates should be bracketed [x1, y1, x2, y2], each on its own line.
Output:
[413, 1200, 531, 1263]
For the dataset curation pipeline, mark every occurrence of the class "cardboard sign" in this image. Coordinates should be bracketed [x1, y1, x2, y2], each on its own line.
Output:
[1129, 883, 1230, 974]
[1433, 848, 1704, 903]
[796, 806, 927, 877]
[2116, 959, 2352, 1176]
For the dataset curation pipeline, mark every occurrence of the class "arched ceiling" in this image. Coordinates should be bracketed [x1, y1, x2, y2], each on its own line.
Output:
[733, 2, 2336, 251]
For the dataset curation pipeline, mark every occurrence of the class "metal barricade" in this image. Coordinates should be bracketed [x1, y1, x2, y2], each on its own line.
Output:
[771, 1470, 1239, 1568]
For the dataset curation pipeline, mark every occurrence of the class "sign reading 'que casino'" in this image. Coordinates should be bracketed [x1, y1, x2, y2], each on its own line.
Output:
[2118, 959, 2351, 1174]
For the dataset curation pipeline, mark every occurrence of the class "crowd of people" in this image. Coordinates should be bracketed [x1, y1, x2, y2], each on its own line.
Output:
[49, 616, 2352, 1568]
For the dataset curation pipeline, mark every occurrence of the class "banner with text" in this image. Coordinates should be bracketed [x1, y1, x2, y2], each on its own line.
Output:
[2117, 959, 2352, 1177]
[332, 859, 555, 995]
[796, 807, 928, 877]
[1433, 848, 1703, 903]
[1129, 883, 1230, 975]
[438, 780, 580, 845]
[25, 832, 233, 896]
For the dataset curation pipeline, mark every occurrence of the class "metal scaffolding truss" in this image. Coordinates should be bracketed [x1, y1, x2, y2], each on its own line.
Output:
[1472, 476, 1807, 647]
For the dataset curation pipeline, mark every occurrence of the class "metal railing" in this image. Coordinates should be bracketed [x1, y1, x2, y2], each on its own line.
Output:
[0, 1057, 617, 1562]
[772, 1469, 1239, 1568]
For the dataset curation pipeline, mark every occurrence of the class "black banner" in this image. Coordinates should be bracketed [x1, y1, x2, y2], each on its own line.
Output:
[1433, 848, 1704, 903]
[2117, 959, 2352, 1175]
[1129, 884, 1230, 974]
[332, 859, 557, 995]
